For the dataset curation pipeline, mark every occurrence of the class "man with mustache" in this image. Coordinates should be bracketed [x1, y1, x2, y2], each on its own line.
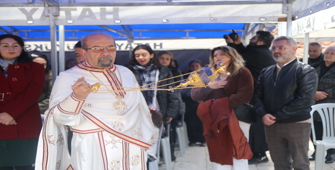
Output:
[35, 33, 158, 170]
[253, 36, 318, 170]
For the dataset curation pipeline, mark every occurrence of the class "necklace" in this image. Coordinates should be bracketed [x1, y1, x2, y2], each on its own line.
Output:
[89, 67, 128, 115]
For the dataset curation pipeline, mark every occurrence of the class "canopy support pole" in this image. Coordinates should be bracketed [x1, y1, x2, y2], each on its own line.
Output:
[286, 4, 293, 37]
[127, 38, 134, 63]
[283, 1, 293, 37]
[242, 23, 250, 45]
[59, 25, 65, 72]
[302, 33, 309, 63]
[49, 14, 58, 83]
[44, 3, 60, 83]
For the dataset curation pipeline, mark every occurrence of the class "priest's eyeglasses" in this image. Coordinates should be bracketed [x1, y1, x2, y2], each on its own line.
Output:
[85, 46, 116, 53]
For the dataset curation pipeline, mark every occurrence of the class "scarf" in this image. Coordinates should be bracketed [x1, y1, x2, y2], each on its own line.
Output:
[133, 64, 157, 105]
[0, 58, 17, 76]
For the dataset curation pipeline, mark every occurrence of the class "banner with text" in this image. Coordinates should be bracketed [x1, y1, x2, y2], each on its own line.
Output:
[292, 6, 335, 36]
[24, 39, 224, 52]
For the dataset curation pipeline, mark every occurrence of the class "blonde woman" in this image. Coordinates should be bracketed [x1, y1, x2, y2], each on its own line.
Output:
[191, 46, 253, 170]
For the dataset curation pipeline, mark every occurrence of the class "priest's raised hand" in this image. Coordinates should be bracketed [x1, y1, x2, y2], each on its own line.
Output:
[72, 76, 92, 100]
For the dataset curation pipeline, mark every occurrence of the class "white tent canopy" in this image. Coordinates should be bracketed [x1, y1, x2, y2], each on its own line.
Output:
[1, 0, 333, 43]
[1, 0, 333, 40]
[0, 0, 334, 81]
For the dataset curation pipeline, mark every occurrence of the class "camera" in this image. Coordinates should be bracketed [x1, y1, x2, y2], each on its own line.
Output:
[223, 30, 238, 40]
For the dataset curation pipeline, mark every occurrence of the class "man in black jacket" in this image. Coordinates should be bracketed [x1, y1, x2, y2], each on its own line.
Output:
[225, 31, 275, 164]
[308, 42, 324, 65]
[254, 36, 318, 170]
[225, 31, 275, 86]
[299, 42, 324, 65]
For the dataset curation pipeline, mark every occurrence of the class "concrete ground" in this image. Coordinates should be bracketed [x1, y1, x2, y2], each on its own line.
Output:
[159, 140, 335, 170]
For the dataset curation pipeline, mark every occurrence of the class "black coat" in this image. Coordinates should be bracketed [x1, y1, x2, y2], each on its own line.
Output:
[181, 88, 198, 120]
[314, 62, 335, 104]
[228, 43, 276, 87]
[254, 59, 318, 123]
[170, 68, 185, 117]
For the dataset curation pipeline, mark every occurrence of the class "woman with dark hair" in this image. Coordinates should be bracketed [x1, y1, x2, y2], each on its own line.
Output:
[191, 46, 253, 169]
[128, 45, 178, 161]
[31, 53, 52, 115]
[0, 34, 45, 170]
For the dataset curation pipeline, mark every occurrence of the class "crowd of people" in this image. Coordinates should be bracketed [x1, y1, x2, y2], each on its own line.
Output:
[0, 31, 334, 170]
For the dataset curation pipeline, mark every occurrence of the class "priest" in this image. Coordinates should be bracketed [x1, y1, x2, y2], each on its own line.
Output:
[35, 33, 158, 170]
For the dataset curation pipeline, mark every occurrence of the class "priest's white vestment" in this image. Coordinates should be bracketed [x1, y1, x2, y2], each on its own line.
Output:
[35, 63, 158, 170]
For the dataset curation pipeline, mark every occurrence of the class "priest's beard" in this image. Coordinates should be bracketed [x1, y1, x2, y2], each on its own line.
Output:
[98, 56, 114, 68]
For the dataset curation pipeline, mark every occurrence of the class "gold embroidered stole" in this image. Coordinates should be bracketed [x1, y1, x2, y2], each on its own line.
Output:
[77, 63, 126, 97]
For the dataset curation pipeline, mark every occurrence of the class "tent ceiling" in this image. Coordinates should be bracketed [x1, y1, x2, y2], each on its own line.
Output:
[0, 0, 287, 41]
[0, 0, 290, 6]
[0, 23, 255, 41]
[0, 0, 333, 41]
[1, 0, 334, 81]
